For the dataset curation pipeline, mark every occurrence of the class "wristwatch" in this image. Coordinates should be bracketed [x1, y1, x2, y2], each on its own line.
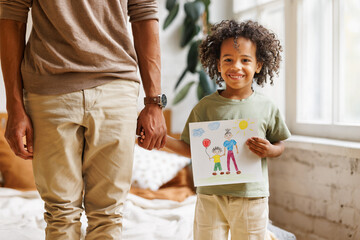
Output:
[144, 94, 167, 108]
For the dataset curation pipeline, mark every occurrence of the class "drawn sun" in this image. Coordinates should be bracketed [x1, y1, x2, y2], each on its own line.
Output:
[233, 119, 255, 136]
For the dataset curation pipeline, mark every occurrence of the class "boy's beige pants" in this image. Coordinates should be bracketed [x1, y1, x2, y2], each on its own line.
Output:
[194, 193, 273, 240]
[24, 80, 139, 240]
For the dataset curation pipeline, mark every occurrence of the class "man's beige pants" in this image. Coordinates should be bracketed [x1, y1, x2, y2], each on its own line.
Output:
[194, 193, 271, 240]
[24, 80, 139, 240]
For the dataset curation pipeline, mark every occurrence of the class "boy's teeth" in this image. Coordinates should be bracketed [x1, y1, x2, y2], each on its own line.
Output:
[229, 75, 242, 79]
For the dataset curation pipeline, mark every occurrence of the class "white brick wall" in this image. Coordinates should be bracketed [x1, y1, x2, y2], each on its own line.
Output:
[268, 136, 360, 240]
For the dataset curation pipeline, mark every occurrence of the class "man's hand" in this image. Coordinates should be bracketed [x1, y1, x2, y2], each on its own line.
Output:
[132, 19, 166, 150]
[246, 137, 284, 158]
[5, 110, 33, 160]
[136, 104, 167, 150]
[0, 20, 31, 159]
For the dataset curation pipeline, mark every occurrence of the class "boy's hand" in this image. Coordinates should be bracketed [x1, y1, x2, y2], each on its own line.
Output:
[138, 128, 145, 143]
[246, 137, 277, 158]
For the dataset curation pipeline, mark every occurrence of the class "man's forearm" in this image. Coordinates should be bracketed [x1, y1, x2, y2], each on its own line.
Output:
[0, 19, 27, 114]
[132, 19, 167, 150]
[131, 19, 161, 97]
[0, 19, 34, 160]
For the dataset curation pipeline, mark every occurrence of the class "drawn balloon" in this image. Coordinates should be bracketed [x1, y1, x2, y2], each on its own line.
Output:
[202, 138, 211, 148]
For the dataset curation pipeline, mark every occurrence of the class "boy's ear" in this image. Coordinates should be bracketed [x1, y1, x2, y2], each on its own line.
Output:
[217, 60, 221, 73]
[256, 62, 263, 73]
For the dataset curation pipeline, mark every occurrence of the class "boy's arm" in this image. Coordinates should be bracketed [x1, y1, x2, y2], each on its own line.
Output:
[246, 137, 285, 158]
[164, 136, 191, 158]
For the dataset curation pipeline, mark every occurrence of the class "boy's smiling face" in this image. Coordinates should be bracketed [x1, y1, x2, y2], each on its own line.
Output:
[217, 37, 263, 99]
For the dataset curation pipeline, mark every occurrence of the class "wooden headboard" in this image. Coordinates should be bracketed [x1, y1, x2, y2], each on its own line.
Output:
[163, 109, 180, 139]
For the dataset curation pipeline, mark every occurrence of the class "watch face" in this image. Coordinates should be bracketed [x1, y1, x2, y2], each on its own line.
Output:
[161, 94, 167, 107]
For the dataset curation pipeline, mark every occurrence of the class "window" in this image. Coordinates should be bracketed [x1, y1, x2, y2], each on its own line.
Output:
[297, 0, 333, 124]
[338, 0, 360, 124]
[233, 0, 360, 142]
[233, 0, 285, 115]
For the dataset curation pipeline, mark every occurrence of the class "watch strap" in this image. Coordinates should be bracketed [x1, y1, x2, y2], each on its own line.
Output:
[144, 96, 161, 105]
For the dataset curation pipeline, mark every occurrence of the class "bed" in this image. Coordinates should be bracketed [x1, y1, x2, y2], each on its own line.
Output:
[0, 111, 296, 240]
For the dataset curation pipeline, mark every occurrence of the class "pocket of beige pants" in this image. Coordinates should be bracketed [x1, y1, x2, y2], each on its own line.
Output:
[246, 197, 269, 233]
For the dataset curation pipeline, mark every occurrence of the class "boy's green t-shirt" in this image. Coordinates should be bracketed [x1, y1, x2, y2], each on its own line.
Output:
[181, 91, 291, 197]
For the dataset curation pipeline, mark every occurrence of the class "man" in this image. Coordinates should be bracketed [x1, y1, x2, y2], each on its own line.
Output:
[0, 0, 167, 239]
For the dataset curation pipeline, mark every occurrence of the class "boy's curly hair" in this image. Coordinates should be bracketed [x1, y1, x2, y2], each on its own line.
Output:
[199, 20, 282, 87]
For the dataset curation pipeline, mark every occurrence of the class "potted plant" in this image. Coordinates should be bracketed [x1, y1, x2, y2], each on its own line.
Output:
[163, 0, 217, 104]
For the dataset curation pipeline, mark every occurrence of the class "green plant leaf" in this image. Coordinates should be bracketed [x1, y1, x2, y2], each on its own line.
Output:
[173, 81, 196, 105]
[199, 69, 215, 95]
[180, 20, 200, 47]
[166, 0, 178, 10]
[187, 40, 201, 73]
[201, 0, 211, 8]
[196, 82, 205, 100]
[163, 3, 179, 30]
[184, 1, 205, 22]
[174, 67, 188, 90]
[201, 0, 211, 28]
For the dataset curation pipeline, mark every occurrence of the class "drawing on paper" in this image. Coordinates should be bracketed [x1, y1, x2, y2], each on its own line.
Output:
[189, 119, 262, 187]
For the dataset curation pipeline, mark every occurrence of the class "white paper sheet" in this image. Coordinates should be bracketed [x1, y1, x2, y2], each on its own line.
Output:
[189, 119, 263, 186]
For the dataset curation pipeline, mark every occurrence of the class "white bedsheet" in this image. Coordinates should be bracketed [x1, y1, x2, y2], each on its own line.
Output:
[0, 188, 196, 240]
[0, 188, 296, 240]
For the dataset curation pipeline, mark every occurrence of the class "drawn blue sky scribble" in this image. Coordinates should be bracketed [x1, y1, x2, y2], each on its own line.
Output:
[192, 128, 205, 137]
[208, 122, 220, 131]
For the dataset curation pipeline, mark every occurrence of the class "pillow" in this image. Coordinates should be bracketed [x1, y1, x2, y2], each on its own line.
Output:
[0, 129, 36, 191]
[131, 145, 191, 191]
